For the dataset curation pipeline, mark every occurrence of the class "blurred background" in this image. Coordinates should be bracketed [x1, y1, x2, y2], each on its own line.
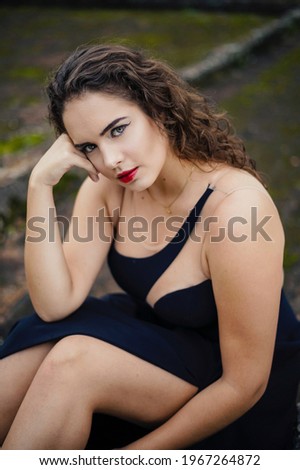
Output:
[0, 0, 300, 342]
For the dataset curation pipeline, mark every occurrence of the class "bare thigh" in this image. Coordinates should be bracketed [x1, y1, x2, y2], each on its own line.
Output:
[0, 343, 54, 441]
[40, 335, 199, 427]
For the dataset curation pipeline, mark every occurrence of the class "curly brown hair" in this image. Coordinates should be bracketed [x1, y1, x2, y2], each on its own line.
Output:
[46, 43, 262, 182]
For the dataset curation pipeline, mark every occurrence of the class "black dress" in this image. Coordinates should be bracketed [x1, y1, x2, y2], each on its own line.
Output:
[1, 186, 300, 449]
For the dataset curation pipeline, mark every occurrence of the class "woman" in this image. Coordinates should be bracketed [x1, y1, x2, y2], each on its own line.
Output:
[0, 44, 299, 450]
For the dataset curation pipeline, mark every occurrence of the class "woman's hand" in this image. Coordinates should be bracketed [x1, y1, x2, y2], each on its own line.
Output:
[30, 133, 99, 187]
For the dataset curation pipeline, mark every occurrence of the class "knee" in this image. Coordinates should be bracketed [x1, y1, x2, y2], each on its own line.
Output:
[36, 335, 91, 383]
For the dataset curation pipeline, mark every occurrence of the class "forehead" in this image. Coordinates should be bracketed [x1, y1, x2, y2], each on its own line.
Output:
[62, 91, 139, 133]
[63, 92, 139, 119]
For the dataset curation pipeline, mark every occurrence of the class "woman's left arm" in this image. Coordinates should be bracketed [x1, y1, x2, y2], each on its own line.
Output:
[124, 188, 285, 449]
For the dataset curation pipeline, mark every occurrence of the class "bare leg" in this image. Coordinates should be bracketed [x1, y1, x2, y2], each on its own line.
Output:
[3, 335, 198, 449]
[0, 342, 55, 444]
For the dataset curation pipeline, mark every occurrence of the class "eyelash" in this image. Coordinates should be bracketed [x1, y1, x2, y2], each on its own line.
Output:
[110, 124, 128, 138]
[81, 124, 129, 154]
[82, 144, 96, 154]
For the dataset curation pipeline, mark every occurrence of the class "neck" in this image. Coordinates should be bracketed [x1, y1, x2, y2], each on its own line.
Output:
[151, 157, 194, 199]
[146, 157, 195, 214]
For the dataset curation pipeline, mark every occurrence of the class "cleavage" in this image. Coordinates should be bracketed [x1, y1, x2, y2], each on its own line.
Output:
[146, 238, 208, 308]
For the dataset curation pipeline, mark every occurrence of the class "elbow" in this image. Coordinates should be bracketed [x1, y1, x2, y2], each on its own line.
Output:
[37, 311, 62, 323]
[29, 287, 83, 322]
[247, 379, 268, 408]
[223, 373, 270, 412]
[34, 306, 64, 323]
[31, 300, 74, 323]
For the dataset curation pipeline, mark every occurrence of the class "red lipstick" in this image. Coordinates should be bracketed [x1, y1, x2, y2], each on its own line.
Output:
[117, 167, 138, 184]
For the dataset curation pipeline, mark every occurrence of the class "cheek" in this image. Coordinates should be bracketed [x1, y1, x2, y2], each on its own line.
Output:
[88, 150, 101, 165]
[133, 126, 167, 159]
[119, 136, 144, 163]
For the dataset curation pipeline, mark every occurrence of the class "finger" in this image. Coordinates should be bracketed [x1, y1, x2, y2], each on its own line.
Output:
[89, 173, 99, 182]
[59, 134, 100, 182]
[72, 154, 100, 181]
[84, 154, 100, 183]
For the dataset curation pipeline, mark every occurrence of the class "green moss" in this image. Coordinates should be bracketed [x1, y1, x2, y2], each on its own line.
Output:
[284, 249, 300, 270]
[0, 7, 273, 69]
[87, 10, 273, 67]
[234, 46, 300, 102]
[0, 196, 26, 244]
[218, 37, 300, 267]
[8, 66, 46, 82]
[220, 43, 300, 177]
[53, 171, 84, 201]
[0, 133, 47, 157]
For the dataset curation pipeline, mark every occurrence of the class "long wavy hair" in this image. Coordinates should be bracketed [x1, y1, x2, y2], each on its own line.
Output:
[46, 43, 262, 182]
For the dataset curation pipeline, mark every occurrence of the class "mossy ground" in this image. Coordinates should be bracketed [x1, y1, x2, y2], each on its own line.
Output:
[218, 30, 300, 268]
[0, 133, 47, 158]
[0, 7, 272, 138]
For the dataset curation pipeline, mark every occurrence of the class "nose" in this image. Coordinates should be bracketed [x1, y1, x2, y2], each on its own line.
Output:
[101, 146, 123, 170]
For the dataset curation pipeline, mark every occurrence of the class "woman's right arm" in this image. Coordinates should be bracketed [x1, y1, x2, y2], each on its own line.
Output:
[25, 134, 114, 321]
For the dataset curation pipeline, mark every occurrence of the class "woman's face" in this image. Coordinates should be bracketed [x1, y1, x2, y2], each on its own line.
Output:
[63, 91, 172, 191]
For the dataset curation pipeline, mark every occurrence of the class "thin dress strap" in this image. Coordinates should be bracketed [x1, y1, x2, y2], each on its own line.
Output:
[108, 185, 214, 300]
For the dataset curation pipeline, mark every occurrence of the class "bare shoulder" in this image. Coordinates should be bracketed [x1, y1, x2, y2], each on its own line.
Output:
[204, 168, 284, 274]
[203, 166, 285, 275]
[209, 166, 281, 221]
[211, 165, 267, 194]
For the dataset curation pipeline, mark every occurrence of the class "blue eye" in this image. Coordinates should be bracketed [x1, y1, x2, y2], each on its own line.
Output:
[83, 144, 96, 154]
[111, 124, 128, 138]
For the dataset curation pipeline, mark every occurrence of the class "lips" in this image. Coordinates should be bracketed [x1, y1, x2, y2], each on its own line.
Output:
[117, 167, 138, 184]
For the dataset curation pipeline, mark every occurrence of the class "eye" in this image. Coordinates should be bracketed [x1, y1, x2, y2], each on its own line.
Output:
[110, 124, 128, 138]
[82, 143, 97, 154]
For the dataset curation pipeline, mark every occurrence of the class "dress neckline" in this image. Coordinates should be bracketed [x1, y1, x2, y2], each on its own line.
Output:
[111, 185, 214, 262]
